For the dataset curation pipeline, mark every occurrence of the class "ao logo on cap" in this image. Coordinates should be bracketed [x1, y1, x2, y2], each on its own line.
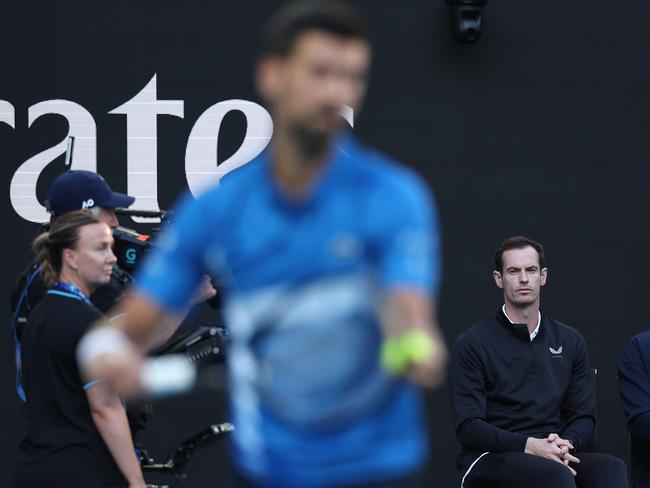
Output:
[81, 199, 95, 209]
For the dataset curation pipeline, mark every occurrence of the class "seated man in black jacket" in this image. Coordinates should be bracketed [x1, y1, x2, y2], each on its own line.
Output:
[450, 236, 628, 488]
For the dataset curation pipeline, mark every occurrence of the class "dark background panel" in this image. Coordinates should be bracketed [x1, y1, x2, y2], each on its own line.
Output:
[2, 1, 650, 486]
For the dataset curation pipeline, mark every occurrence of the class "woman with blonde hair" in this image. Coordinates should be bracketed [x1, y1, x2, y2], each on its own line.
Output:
[12, 211, 146, 488]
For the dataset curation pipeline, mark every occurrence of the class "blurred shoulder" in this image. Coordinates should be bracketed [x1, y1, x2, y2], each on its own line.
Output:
[173, 157, 266, 226]
[344, 138, 434, 214]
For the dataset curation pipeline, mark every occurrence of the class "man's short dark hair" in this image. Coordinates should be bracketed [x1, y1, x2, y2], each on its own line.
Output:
[263, 0, 368, 56]
[494, 236, 546, 272]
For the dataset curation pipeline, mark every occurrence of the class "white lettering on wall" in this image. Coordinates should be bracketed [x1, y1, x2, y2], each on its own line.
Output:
[185, 100, 273, 196]
[340, 105, 354, 128]
[5, 76, 355, 223]
[0, 100, 15, 128]
[109, 74, 184, 222]
[10, 100, 96, 222]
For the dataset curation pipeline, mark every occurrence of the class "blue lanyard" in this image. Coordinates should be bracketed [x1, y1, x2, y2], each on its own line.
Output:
[48, 281, 93, 306]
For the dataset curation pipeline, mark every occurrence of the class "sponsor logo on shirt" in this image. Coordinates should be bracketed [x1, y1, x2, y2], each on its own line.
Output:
[330, 234, 363, 260]
[549, 346, 563, 358]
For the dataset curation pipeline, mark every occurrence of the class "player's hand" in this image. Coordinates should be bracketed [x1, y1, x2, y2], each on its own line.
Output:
[406, 334, 448, 388]
[525, 437, 580, 475]
[191, 275, 217, 304]
[381, 329, 448, 388]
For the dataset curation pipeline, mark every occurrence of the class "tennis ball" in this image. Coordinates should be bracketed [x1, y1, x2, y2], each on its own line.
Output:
[380, 330, 437, 375]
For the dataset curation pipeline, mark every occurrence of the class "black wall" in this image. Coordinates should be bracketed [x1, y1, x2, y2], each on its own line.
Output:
[2, 1, 650, 486]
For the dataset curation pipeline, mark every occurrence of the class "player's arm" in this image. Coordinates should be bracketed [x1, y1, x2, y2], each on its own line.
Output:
[381, 290, 446, 387]
[77, 191, 217, 394]
[110, 293, 177, 347]
[138, 276, 217, 352]
[79, 293, 175, 395]
[377, 171, 447, 387]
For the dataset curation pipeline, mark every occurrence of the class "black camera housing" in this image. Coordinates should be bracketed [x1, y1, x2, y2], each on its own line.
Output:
[112, 227, 151, 273]
[446, 0, 488, 44]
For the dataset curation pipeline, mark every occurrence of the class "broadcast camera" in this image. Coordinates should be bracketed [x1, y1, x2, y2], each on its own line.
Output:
[446, 0, 488, 44]
[111, 211, 231, 484]
[112, 209, 165, 273]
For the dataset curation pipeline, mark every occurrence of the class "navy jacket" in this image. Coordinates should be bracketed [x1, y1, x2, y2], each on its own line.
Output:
[450, 308, 596, 473]
[618, 331, 650, 488]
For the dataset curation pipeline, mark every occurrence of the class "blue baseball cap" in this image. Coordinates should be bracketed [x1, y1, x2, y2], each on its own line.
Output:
[47, 170, 135, 217]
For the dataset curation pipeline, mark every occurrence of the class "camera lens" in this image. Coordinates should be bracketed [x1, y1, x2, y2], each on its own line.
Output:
[446, 0, 488, 44]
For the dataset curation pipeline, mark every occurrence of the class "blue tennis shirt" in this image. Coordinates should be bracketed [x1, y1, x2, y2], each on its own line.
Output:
[136, 133, 441, 487]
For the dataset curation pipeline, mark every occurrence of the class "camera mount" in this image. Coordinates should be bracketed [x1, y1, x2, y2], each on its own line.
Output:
[141, 422, 234, 484]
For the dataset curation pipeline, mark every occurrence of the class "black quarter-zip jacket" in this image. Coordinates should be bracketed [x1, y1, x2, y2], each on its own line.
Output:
[450, 308, 596, 472]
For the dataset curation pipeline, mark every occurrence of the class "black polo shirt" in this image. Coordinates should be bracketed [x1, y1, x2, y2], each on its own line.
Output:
[619, 331, 650, 488]
[450, 308, 596, 474]
[11, 262, 132, 401]
[12, 292, 125, 488]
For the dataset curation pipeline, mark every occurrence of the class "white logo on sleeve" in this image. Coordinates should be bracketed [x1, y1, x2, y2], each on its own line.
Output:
[549, 346, 563, 357]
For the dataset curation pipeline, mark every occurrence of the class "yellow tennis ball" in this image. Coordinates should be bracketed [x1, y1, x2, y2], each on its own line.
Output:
[380, 330, 437, 375]
[381, 336, 408, 374]
[400, 329, 436, 363]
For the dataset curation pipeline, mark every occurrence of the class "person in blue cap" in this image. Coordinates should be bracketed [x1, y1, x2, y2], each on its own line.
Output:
[11, 169, 216, 399]
[11, 170, 136, 403]
[45, 170, 136, 230]
[77, 1, 448, 487]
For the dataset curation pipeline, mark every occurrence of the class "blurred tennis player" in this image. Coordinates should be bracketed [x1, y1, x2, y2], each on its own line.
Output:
[78, 1, 447, 486]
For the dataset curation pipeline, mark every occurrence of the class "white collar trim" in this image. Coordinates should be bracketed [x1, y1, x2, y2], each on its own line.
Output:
[502, 305, 541, 341]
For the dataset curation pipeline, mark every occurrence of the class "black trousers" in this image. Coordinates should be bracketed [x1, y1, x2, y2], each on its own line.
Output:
[462, 451, 628, 488]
